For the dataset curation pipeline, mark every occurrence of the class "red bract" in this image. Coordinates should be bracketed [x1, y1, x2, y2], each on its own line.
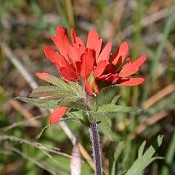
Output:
[44, 26, 112, 93]
[49, 106, 68, 125]
[41, 26, 146, 124]
[87, 42, 146, 94]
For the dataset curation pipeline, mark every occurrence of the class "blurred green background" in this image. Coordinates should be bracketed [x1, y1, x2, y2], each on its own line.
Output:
[0, 0, 175, 175]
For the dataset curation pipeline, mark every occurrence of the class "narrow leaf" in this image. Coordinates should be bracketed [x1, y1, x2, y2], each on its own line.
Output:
[68, 82, 84, 97]
[111, 141, 123, 175]
[111, 95, 121, 104]
[98, 104, 140, 113]
[35, 72, 70, 89]
[29, 86, 63, 97]
[125, 136, 163, 175]
[97, 114, 114, 141]
[58, 97, 88, 110]
[16, 96, 58, 109]
[138, 141, 146, 159]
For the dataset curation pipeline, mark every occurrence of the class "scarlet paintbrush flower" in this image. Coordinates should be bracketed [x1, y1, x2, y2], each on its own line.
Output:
[39, 26, 146, 124]
[44, 26, 111, 92]
[87, 42, 147, 94]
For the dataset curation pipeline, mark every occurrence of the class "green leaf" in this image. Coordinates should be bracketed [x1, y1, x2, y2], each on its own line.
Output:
[124, 135, 163, 175]
[44, 95, 74, 103]
[111, 95, 121, 104]
[97, 114, 114, 141]
[29, 86, 73, 98]
[111, 141, 123, 175]
[97, 104, 140, 113]
[36, 73, 70, 90]
[68, 82, 84, 97]
[97, 86, 118, 106]
[29, 86, 57, 97]
[16, 96, 58, 109]
[65, 110, 91, 128]
[161, 129, 175, 175]
[58, 97, 88, 110]
[138, 141, 146, 159]
[17, 78, 86, 111]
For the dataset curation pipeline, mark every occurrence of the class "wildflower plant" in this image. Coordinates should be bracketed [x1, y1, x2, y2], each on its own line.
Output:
[18, 26, 163, 175]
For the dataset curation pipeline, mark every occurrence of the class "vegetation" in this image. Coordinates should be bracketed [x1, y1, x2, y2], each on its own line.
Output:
[0, 0, 175, 175]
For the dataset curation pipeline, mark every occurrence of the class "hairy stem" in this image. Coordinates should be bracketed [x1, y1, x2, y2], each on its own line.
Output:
[89, 122, 102, 175]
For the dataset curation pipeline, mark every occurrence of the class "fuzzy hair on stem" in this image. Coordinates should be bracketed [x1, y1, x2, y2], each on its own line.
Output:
[89, 122, 102, 175]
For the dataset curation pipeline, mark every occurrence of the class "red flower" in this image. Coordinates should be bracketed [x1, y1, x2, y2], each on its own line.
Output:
[40, 26, 146, 124]
[44, 26, 112, 93]
[97, 42, 146, 85]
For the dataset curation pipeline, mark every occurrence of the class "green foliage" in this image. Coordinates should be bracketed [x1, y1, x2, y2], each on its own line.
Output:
[36, 74, 71, 90]
[17, 73, 140, 142]
[17, 74, 87, 110]
[97, 86, 119, 106]
[1, 0, 175, 175]
[98, 114, 114, 141]
[161, 130, 175, 175]
[124, 136, 163, 175]
[111, 141, 124, 175]
[97, 104, 140, 113]
[16, 96, 59, 109]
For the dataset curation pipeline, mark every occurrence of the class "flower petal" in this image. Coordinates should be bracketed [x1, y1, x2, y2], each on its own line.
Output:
[94, 60, 107, 77]
[60, 66, 78, 81]
[49, 106, 68, 124]
[119, 55, 146, 77]
[117, 78, 145, 86]
[111, 41, 129, 66]
[80, 49, 95, 77]
[98, 72, 119, 84]
[97, 42, 112, 63]
[71, 28, 84, 46]
[105, 73, 119, 84]
[71, 28, 86, 61]
[51, 26, 72, 60]
[71, 28, 76, 45]
[98, 73, 110, 81]
[44, 46, 68, 69]
[86, 30, 102, 60]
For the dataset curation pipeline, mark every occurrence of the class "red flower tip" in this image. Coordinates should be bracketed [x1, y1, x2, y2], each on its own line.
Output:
[86, 29, 102, 59]
[97, 41, 112, 63]
[111, 41, 129, 66]
[94, 60, 107, 77]
[80, 49, 95, 77]
[118, 78, 145, 86]
[119, 54, 146, 77]
[43, 46, 60, 67]
[35, 72, 50, 79]
[49, 106, 68, 124]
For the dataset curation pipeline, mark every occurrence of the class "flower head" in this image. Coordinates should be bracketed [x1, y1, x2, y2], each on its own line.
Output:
[89, 42, 147, 93]
[44, 26, 112, 93]
[39, 26, 146, 124]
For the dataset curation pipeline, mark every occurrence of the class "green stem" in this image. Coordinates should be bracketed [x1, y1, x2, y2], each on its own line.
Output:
[89, 122, 102, 175]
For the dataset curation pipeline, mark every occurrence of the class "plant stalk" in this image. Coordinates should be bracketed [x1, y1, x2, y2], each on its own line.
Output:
[89, 122, 102, 175]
